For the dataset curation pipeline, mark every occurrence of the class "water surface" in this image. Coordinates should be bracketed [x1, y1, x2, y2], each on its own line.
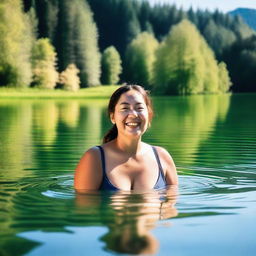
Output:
[0, 94, 255, 255]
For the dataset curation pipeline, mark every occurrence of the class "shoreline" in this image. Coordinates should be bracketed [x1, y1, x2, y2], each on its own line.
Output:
[0, 86, 119, 99]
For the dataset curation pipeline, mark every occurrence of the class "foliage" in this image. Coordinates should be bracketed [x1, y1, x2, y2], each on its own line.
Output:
[25, 0, 101, 88]
[58, 0, 101, 87]
[223, 35, 256, 92]
[202, 19, 236, 59]
[124, 32, 159, 88]
[31, 38, 58, 89]
[22, 0, 256, 92]
[0, 0, 34, 87]
[101, 46, 122, 85]
[153, 20, 231, 95]
[59, 64, 80, 91]
[218, 62, 232, 93]
[87, 0, 141, 56]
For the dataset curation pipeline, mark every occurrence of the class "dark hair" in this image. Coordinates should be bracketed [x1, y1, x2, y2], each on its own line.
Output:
[103, 84, 154, 143]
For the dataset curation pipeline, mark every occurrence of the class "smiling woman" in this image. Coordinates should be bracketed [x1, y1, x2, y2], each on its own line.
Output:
[74, 85, 178, 191]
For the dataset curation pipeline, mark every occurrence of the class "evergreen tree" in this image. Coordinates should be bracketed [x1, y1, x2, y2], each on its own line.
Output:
[101, 46, 122, 85]
[87, 0, 141, 57]
[202, 19, 236, 59]
[29, 0, 59, 41]
[137, 1, 153, 33]
[149, 4, 185, 41]
[31, 38, 58, 89]
[0, 0, 34, 87]
[115, 0, 141, 56]
[124, 32, 159, 88]
[223, 35, 256, 92]
[56, 0, 101, 87]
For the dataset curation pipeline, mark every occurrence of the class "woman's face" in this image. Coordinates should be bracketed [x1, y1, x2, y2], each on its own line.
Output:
[110, 90, 149, 138]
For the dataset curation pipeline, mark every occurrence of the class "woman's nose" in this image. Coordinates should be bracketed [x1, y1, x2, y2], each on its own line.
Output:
[127, 109, 138, 116]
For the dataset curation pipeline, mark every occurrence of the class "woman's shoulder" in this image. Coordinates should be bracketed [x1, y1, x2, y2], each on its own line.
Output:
[76, 146, 103, 173]
[81, 146, 101, 159]
[74, 146, 103, 191]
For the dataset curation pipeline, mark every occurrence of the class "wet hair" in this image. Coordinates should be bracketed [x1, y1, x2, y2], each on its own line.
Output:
[103, 84, 154, 143]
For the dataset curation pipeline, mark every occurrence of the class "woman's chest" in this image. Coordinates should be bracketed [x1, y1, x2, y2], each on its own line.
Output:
[105, 155, 160, 190]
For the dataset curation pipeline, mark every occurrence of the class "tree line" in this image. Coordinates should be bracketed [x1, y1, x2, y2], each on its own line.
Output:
[0, 0, 255, 94]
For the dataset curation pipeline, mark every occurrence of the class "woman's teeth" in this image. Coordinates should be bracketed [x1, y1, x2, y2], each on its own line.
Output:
[126, 122, 139, 127]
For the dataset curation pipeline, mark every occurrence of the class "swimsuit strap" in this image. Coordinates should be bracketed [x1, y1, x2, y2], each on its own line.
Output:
[97, 146, 119, 190]
[97, 146, 106, 176]
[152, 146, 165, 179]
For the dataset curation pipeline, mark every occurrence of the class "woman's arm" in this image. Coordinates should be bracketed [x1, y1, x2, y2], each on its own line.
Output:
[155, 146, 178, 186]
[74, 147, 103, 192]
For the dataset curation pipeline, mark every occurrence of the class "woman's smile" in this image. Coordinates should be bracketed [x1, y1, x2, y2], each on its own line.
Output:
[125, 121, 141, 128]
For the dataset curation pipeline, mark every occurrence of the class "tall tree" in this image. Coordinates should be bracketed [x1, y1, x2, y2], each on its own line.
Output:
[56, 0, 101, 87]
[101, 46, 122, 85]
[31, 38, 58, 89]
[87, 0, 141, 57]
[124, 32, 159, 88]
[0, 0, 34, 87]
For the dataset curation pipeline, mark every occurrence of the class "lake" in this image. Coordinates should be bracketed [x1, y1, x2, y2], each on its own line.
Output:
[0, 94, 255, 255]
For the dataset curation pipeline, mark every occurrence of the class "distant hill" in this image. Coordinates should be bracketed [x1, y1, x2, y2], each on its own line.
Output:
[229, 8, 256, 31]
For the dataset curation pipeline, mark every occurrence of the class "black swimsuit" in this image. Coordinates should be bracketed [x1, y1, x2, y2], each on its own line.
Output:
[97, 145, 167, 190]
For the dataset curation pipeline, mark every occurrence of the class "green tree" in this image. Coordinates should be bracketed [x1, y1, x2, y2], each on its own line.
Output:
[59, 64, 80, 91]
[31, 38, 58, 89]
[101, 46, 122, 85]
[125, 32, 159, 88]
[153, 20, 205, 95]
[0, 0, 34, 87]
[57, 0, 101, 87]
[87, 0, 141, 57]
[201, 39, 219, 93]
[153, 19, 229, 95]
[223, 35, 256, 92]
[218, 62, 232, 93]
[203, 19, 236, 59]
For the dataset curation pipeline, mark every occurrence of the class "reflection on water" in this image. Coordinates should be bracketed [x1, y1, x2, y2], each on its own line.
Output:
[0, 94, 256, 255]
[150, 94, 231, 165]
[76, 188, 177, 255]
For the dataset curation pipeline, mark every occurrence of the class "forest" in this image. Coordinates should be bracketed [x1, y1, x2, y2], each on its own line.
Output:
[0, 0, 256, 95]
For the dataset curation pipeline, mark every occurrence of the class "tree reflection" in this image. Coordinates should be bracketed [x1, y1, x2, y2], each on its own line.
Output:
[33, 101, 59, 146]
[150, 94, 231, 165]
[58, 100, 80, 128]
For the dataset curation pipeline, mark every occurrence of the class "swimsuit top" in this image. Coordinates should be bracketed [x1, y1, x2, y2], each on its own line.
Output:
[97, 145, 167, 190]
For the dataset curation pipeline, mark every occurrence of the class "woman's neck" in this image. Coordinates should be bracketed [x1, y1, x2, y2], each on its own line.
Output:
[114, 136, 143, 156]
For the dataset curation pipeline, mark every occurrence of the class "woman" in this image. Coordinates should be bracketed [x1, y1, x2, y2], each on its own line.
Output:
[74, 85, 178, 191]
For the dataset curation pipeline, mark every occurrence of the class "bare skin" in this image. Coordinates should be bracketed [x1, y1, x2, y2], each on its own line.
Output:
[74, 90, 178, 191]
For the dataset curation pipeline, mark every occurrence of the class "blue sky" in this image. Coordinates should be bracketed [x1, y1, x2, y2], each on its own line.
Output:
[147, 0, 256, 13]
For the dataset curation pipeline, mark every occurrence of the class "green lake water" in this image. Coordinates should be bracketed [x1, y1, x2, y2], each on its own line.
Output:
[0, 94, 255, 255]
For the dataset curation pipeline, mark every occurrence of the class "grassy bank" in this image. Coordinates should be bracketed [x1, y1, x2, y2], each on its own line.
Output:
[0, 86, 119, 99]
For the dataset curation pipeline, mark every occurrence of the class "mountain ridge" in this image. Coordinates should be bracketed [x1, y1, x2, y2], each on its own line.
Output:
[229, 8, 256, 31]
